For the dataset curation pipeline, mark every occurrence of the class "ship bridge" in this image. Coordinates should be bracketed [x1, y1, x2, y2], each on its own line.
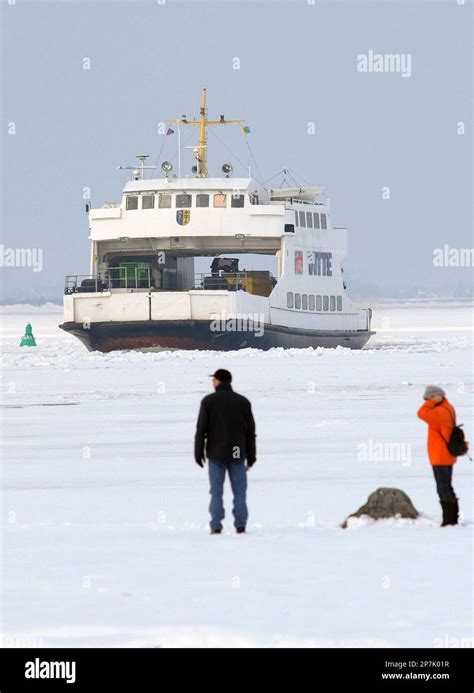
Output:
[89, 176, 287, 255]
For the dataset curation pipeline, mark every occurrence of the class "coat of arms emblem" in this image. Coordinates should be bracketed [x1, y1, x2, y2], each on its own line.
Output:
[176, 210, 191, 226]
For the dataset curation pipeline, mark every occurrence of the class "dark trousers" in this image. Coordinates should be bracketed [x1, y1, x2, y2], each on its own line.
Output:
[432, 465, 457, 502]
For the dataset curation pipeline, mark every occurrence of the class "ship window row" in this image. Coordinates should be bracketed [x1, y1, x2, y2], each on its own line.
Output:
[125, 193, 246, 211]
[294, 210, 327, 230]
[287, 293, 343, 312]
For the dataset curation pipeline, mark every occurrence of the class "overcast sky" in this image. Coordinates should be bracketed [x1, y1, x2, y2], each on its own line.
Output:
[1, 0, 472, 300]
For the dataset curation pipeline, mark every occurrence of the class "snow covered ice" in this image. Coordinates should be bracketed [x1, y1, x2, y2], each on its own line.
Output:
[1, 301, 472, 648]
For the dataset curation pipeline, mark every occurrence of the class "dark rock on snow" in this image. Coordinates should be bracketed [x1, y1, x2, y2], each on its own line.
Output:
[342, 487, 419, 528]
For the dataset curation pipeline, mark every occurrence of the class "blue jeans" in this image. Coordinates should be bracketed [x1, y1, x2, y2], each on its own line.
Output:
[208, 459, 248, 530]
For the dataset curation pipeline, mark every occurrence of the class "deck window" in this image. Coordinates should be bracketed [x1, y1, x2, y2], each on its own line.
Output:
[214, 194, 227, 208]
[302, 294, 308, 310]
[337, 295, 343, 311]
[316, 295, 322, 311]
[176, 193, 192, 208]
[294, 251, 304, 274]
[294, 211, 298, 226]
[309, 295, 315, 311]
[284, 223, 295, 233]
[295, 293, 301, 309]
[306, 212, 313, 228]
[313, 212, 320, 229]
[287, 292, 294, 308]
[321, 213, 327, 230]
[196, 194, 210, 207]
[330, 295, 336, 311]
[158, 194, 172, 208]
[142, 195, 155, 209]
[299, 211, 306, 228]
[231, 194, 245, 208]
[126, 196, 138, 210]
[323, 295, 329, 311]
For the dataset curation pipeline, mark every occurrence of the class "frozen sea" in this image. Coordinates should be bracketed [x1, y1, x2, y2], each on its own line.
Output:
[1, 300, 473, 648]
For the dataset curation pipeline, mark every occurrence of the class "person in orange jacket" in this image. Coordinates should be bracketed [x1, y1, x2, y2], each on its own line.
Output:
[417, 385, 459, 526]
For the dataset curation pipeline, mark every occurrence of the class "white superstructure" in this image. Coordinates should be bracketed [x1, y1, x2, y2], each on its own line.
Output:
[61, 90, 373, 351]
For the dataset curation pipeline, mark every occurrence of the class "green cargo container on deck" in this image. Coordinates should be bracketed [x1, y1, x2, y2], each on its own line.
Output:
[118, 261, 151, 287]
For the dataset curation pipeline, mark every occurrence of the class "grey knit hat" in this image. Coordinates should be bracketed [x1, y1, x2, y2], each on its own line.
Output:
[423, 385, 446, 400]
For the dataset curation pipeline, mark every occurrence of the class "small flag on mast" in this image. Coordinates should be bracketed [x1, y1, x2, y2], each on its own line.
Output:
[240, 125, 251, 136]
[166, 127, 175, 136]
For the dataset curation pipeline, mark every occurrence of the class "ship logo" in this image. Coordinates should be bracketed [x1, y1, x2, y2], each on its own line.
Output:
[176, 210, 191, 226]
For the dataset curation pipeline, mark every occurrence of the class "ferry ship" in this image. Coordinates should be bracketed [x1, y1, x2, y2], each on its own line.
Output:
[60, 90, 374, 351]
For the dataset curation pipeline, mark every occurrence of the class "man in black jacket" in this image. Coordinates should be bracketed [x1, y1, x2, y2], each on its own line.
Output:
[195, 369, 256, 535]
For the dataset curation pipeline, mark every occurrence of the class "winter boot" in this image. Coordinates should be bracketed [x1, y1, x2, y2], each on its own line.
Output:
[210, 528, 222, 535]
[441, 501, 458, 526]
[448, 499, 459, 525]
[440, 501, 450, 526]
[236, 527, 246, 534]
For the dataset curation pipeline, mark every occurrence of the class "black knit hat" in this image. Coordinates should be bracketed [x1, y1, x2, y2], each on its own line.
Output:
[209, 369, 232, 383]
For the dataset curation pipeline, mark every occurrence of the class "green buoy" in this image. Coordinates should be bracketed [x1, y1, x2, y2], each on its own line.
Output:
[20, 323, 37, 347]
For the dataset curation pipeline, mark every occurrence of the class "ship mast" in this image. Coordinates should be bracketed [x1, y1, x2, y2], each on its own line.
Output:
[167, 88, 244, 178]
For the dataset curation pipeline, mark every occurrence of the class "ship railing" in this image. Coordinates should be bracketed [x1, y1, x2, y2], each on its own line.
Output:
[193, 271, 273, 291]
[64, 269, 275, 295]
[64, 267, 153, 294]
[193, 271, 250, 291]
